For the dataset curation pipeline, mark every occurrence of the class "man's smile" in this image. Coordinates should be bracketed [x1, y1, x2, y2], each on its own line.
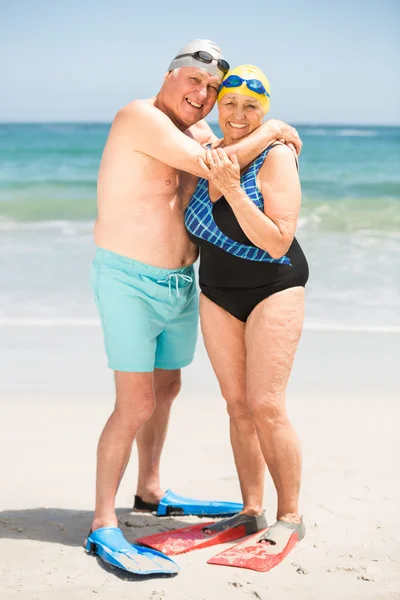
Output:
[185, 97, 203, 109]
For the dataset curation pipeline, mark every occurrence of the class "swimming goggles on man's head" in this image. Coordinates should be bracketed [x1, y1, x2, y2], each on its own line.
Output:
[175, 51, 230, 74]
[219, 75, 270, 97]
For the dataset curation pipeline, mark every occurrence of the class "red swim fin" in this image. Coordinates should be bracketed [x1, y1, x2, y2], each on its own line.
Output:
[208, 519, 305, 572]
[137, 512, 267, 556]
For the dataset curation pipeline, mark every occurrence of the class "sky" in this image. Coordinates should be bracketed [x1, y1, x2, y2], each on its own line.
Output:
[1, 0, 399, 124]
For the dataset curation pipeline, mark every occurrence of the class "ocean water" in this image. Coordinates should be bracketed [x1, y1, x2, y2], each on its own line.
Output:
[1, 123, 399, 330]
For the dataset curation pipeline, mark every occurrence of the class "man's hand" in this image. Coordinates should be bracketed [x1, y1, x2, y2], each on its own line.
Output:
[267, 119, 302, 155]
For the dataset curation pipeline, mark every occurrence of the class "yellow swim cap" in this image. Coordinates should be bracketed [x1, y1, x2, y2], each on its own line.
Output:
[218, 65, 271, 114]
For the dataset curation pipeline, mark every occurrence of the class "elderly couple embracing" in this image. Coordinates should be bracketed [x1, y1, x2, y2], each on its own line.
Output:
[86, 39, 308, 576]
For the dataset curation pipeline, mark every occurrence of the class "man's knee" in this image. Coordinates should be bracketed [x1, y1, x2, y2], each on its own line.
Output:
[114, 371, 156, 426]
[155, 370, 182, 405]
[114, 392, 156, 430]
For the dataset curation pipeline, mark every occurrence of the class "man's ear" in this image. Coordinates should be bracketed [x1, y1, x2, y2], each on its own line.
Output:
[164, 70, 176, 82]
[165, 68, 180, 82]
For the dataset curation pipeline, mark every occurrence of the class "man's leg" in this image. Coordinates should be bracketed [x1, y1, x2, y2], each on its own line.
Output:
[135, 369, 181, 504]
[92, 371, 155, 531]
[133, 270, 198, 508]
[245, 287, 305, 522]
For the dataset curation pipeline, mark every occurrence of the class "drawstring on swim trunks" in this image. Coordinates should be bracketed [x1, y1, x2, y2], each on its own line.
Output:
[157, 273, 193, 299]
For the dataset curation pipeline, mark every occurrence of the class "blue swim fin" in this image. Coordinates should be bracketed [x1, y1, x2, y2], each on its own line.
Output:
[155, 489, 243, 517]
[85, 527, 179, 575]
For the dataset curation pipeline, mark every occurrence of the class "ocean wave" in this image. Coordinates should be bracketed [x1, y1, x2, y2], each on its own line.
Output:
[1, 194, 400, 234]
[297, 196, 400, 232]
[300, 181, 400, 198]
[0, 216, 93, 235]
[0, 195, 96, 221]
[301, 127, 385, 138]
[303, 129, 328, 136]
[336, 129, 378, 137]
[0, 179, 97, 189]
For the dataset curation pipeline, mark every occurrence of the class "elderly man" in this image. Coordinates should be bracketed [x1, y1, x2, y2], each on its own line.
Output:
[86, 40, 301, 574]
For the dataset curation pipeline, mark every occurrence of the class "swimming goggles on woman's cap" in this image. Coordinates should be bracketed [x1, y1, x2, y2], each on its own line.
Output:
[174, 51, 230, 74]
[219, 75, 270, 97]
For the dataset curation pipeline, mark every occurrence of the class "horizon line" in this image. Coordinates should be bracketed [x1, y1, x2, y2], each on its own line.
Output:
[1, 121, 400, 128]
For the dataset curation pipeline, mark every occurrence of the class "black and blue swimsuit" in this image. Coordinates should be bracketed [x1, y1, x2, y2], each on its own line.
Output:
[184, 144, 309, 322]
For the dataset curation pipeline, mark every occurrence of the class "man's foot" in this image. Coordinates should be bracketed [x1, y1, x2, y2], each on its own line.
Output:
[91, 517, 118, 532]
[133, 489, 244, 517]
[85, 527, 179, 575]
[135, 487, 165, 508]
[134, 489, 165, 513]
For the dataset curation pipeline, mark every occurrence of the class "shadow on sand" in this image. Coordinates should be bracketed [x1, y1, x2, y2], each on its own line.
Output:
[0, 507, 207, 579]
[0, 506, 200, 547]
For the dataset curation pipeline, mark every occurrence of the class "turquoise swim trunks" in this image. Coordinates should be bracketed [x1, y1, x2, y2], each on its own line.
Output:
[91, 248, 198, 372]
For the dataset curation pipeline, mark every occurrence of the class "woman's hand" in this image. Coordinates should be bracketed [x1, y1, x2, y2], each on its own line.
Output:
[198, 148, 241, 197]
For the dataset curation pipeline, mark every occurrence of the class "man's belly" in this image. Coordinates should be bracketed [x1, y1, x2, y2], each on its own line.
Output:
[94, 215, 198, 269]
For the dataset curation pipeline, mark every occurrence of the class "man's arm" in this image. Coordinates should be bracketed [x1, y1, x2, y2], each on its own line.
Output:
[116, 101, 208, 177]
[188, 119, 219, 146]
[114, 101, 301, 179]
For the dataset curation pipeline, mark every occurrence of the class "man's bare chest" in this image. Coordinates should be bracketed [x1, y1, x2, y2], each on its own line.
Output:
[138, 156, 197, 200]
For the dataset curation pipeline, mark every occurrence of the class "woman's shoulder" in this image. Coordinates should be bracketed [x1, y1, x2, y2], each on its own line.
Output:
[267, 141, 295, 155]
[261, 143, 299, 171]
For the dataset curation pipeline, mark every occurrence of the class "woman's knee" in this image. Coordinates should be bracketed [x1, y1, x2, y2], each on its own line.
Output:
[248, 394, 287, 427]
[222, 389, 250, 422]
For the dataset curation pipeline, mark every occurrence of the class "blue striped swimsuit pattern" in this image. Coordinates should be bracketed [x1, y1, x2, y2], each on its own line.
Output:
[184, 145, 291, 265]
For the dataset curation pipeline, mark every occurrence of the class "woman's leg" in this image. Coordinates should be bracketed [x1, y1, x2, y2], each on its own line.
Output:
[245, 287, 305, 522]
[200, 294, 265, 515]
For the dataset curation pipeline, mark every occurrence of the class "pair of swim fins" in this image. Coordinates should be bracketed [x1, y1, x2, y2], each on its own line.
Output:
[86, 489, 243, 576]
[86, 490, 303, 574]
[137, 513, 305, 573]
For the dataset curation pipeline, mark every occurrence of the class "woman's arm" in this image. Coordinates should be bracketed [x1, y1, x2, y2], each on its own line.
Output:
[198, 146, 301, 259]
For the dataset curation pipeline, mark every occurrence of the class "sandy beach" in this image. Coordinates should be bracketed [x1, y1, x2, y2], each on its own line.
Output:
[0, 324, 399, 599]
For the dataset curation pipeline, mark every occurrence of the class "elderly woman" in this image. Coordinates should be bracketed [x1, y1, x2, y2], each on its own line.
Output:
[184, 65, 309, 549]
